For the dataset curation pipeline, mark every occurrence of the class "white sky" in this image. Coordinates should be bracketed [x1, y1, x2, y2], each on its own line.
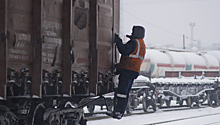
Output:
[121, 0, 220, 49]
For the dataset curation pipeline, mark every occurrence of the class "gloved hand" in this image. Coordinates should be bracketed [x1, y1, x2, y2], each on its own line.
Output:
[115, 33, 122, 43]
[126, 34, 132, 39]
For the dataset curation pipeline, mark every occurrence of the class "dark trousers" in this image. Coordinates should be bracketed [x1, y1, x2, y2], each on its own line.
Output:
[115, 69, 138, 115]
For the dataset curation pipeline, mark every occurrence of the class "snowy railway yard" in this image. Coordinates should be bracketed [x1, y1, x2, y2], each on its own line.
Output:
[86, 101, 220, 125]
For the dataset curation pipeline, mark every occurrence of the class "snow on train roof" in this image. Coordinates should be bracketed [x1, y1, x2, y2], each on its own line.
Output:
[179, 52, 206, 66]
[134, 75, 216, 84]
[146, 49, 185, 65]
[151, 77, 215, 84]
[146, 49, 220, 67]
[146, 49, 170, 64]
[168, 51, 185, 65]
[134, 75, 150, 82]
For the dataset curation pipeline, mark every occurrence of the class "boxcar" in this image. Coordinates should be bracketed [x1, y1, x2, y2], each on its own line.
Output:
[0, 0, 120, 124]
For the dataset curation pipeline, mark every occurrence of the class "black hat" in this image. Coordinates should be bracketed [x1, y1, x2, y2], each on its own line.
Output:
[126, 26, 145, 39]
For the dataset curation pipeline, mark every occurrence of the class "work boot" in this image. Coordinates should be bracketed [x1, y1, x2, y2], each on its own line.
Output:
[106, 111, 122, 119]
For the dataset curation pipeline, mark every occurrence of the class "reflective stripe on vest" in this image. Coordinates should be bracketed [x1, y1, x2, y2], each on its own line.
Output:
[117, 38, 146, 73]
[117, 93, 127, 98]
[128, 39, 144, 60]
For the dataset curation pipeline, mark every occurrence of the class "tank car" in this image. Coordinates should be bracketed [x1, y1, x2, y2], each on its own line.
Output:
[141, 49, 186, 78]
[141, 49, 220, 78]
[0, 0, 120, 124]
[207, 51, 220, 70]
[179, 52, 219, 71]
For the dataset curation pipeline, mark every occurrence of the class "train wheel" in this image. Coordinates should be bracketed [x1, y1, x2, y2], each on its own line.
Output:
[27, 103, 46, 125]
[158, 97, 164, 108]
[142, 93, 149, 112]
[179, 100, 183, 106]
[87, 104, 95, 115]
[195, 97, 200, 107]
[187, 97, 193, 108]
[152, 100, 157, 112]
[214, 92, 219, 106]
[165, 99, 171, 108]
[0, 114, 10, 125]
[207, 93, 213, 106]
[201, 94, 207, 104]
[0, 105, 18, 124]
[107, 105, 113, 112]
[126, 100, 133, 114]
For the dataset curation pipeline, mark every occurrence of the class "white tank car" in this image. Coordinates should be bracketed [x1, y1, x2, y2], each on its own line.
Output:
[140, 49, 219, 78]
[140, 49, 185, 78]
[179, 52, 219, 71]
[207, 51, 220, 69]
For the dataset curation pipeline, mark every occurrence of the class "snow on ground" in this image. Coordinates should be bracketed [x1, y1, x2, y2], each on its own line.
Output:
[87, 107, 220, 125]
[87, 101, 220, 125]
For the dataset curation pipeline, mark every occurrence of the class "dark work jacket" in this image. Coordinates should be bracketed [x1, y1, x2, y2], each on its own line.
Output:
[115, 38, 139, 79]
[115, 26, 145, 79]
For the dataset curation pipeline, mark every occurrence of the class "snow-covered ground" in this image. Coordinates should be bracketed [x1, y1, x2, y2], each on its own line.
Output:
[87, 101, 220, 125]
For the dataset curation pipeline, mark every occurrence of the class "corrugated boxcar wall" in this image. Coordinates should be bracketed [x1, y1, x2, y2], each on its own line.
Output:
[73, 0, 120, 95]
[0, 0, 119, 99]
[72, 0, 90, 95]
[7, 0, 33, 98]
[96, 0, 120, 95]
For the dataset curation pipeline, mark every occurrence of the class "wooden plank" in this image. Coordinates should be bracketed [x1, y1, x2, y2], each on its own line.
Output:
[32, 0, 43, 98]
[89, 0, 98, 95]
[0, 0, 7, 99]
[62, 0, 72, 96]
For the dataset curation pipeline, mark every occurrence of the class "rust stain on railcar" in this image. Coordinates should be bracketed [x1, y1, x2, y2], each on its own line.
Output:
[7, 0, 33, 73]
[97, 2, 114, 70]
[42, 0, 63, 72]
[72, 0, 90, 73]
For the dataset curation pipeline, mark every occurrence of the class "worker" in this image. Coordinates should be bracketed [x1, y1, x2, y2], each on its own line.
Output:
[106, 25, 146, 119]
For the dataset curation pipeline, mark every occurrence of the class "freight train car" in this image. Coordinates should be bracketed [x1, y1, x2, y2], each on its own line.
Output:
[140, 49, 220, 78]
[151, 71, 220, 108]
[129, 49, 220, 112]
[129, 73, 219, 112]
[0, 0, 120, 124]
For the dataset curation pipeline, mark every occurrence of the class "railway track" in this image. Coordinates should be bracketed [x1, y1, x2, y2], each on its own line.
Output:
[85, 104, 220, 121]
[145, 111, 220, 125]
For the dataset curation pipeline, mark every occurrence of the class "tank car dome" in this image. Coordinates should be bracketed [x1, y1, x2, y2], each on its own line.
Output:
[146, 49, 170, 64]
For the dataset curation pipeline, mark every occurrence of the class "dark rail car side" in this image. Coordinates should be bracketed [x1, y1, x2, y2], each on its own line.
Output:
[0, 0, 120, 124]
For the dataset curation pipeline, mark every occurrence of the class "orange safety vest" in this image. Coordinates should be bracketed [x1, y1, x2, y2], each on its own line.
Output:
[117, 39, 146, 73]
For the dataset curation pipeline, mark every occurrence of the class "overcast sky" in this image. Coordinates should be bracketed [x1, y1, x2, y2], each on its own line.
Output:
[121, 0, 220, 49]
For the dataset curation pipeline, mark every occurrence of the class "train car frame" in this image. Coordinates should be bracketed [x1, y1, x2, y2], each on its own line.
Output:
[0, 0, 120, 124]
